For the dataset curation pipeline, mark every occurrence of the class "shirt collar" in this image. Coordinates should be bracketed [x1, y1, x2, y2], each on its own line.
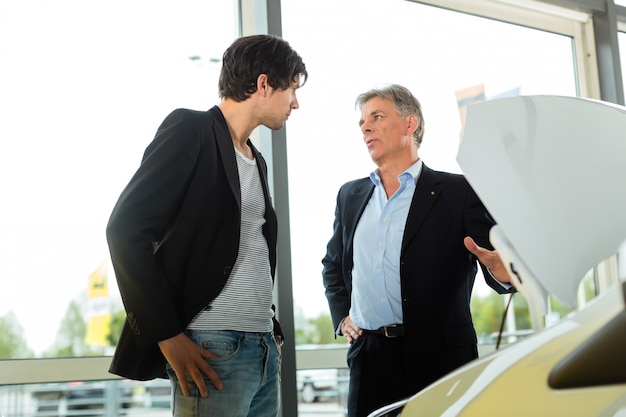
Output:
[369, 159, 423, 186]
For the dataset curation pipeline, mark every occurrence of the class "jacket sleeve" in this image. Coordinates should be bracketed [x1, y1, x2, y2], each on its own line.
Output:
[322, 185, 352, 333]
[106, 109, 201, 348]
[464, 181, 514, 295]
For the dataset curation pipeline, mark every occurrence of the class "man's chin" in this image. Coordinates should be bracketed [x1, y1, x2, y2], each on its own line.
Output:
[265, 122, 286, 131]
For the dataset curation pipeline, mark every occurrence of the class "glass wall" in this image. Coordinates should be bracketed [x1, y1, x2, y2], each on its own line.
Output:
[619, 31, 626, 98]
[0, 0, 237, 359]
[617, 29, 626, 281]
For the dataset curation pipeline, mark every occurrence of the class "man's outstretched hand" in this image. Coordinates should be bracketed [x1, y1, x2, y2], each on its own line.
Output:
[464, 236, 512, 284]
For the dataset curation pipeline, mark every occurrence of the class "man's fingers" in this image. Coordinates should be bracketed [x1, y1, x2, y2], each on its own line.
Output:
[464, 236, 512, 283]
[463, 236, 480, 254]
[196, 360, 224, 396]
[174, 369, 190, 397]
[188, 367, 209, 398]
[175, 363, 221, 399]
[197, 350, 223, 391]
[465, 236, 492, 265]
[200, 348, 219, 360]
[342, 315, 364, 343]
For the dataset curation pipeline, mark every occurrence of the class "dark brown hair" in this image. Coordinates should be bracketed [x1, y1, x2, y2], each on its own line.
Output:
[219, 35, 307, 101]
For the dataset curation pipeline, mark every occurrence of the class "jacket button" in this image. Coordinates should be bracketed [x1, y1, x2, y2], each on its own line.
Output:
[223, 266, 231, 275]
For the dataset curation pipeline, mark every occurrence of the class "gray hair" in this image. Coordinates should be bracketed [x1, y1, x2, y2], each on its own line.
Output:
[355, 84, 425, 147]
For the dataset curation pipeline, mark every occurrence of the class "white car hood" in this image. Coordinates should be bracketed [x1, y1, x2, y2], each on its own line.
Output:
[458, 95, 626, 322]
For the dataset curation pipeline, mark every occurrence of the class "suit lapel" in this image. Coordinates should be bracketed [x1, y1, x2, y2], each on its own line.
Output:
[402, 165, 441, 250]
[249, 142, 278, 244]
[345, 180, 375, 261]
[249, 143, 271, 206]
[209, 106, 241, 208]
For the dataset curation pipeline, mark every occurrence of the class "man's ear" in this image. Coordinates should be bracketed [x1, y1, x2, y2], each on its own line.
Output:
[256, 74, 269, 96]
[407, 114, 418, 136]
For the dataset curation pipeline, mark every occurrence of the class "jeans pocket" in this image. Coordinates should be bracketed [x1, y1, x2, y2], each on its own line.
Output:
[204, 339, 240, 363]
[185, 330, 243, 363]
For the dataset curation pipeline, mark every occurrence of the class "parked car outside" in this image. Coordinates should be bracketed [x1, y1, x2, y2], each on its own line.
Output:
[31, 379, 133, 416]
[134, 378, 171, 408]
[297, 368, 349, 405]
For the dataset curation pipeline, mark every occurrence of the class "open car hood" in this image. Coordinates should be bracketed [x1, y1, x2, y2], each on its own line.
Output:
[458, 95, 626, 326]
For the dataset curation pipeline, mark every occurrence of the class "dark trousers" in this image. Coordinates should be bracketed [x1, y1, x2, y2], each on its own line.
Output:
[346, 333, 416, 417]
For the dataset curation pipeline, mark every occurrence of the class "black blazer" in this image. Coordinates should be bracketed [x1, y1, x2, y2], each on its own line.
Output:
[106, 106, 279, 380]
[322, 164, 511, 392]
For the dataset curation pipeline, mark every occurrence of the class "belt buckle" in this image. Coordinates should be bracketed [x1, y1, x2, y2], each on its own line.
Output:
[384, 325, 397, 338]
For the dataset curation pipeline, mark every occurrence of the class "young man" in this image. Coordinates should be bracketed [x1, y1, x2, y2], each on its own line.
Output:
[322, 84, 512, 417]
[106, 34, 307, 417]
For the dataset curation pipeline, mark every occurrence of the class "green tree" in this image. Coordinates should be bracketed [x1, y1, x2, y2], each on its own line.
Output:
[511, 295, 531, 330]
[0, 311, 34, 358]
[308, 314, 345, 345]
[471, 292, 505, 339]
[106, 309, 127, 347]
[471, 292, 532, 342]
[44, 299, 104, 357]
[548, 273, 596, 320]
[295, 313, 346, 345]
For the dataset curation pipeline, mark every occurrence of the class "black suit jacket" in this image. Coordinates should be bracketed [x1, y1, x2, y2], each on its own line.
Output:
[322, 164, 510, 392]
[106, 106, 280, 380]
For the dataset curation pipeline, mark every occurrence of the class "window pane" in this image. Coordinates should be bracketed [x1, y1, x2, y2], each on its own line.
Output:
[0, 0, 236, 359]
[297, 367, 348, 413]
[619, 32, 626, 99]
[0, 379, 171, 416]
[282, 0, 577, 342]
[613, 30, 626, 283]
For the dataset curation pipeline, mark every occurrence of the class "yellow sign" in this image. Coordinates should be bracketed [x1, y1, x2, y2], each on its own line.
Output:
[85, 261, 111, 346]
[88, 261, 109, 299]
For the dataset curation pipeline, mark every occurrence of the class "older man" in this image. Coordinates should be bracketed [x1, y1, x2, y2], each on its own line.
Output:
[322, 84, 512, 417]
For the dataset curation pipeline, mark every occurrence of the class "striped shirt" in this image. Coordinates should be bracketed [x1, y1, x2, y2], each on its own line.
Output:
[187, 147, 274, 332]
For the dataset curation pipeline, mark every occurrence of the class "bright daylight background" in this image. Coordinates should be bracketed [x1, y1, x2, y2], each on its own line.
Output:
[0, 0, 236, 355]
[0, 0, 577, 356]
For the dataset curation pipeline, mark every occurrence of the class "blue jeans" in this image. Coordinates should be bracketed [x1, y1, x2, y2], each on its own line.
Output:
[166, 330, 280, 417]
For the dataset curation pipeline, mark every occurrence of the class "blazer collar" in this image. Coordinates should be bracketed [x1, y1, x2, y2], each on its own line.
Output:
[208, 106, 270, 209]
[209, 106, 242, 207]
[343, 180, 375, 261]
[347, 179, 375, 223]
[402, 163, 442, 249]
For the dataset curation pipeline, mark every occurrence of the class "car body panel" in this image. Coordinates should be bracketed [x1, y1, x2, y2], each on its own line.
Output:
[400, 282, 626, 416]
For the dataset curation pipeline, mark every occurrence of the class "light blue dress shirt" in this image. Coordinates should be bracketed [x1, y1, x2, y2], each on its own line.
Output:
[350, 159, 423, 330]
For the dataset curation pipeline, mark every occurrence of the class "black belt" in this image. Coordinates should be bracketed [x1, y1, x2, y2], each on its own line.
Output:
[364, 324, 404, 338]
